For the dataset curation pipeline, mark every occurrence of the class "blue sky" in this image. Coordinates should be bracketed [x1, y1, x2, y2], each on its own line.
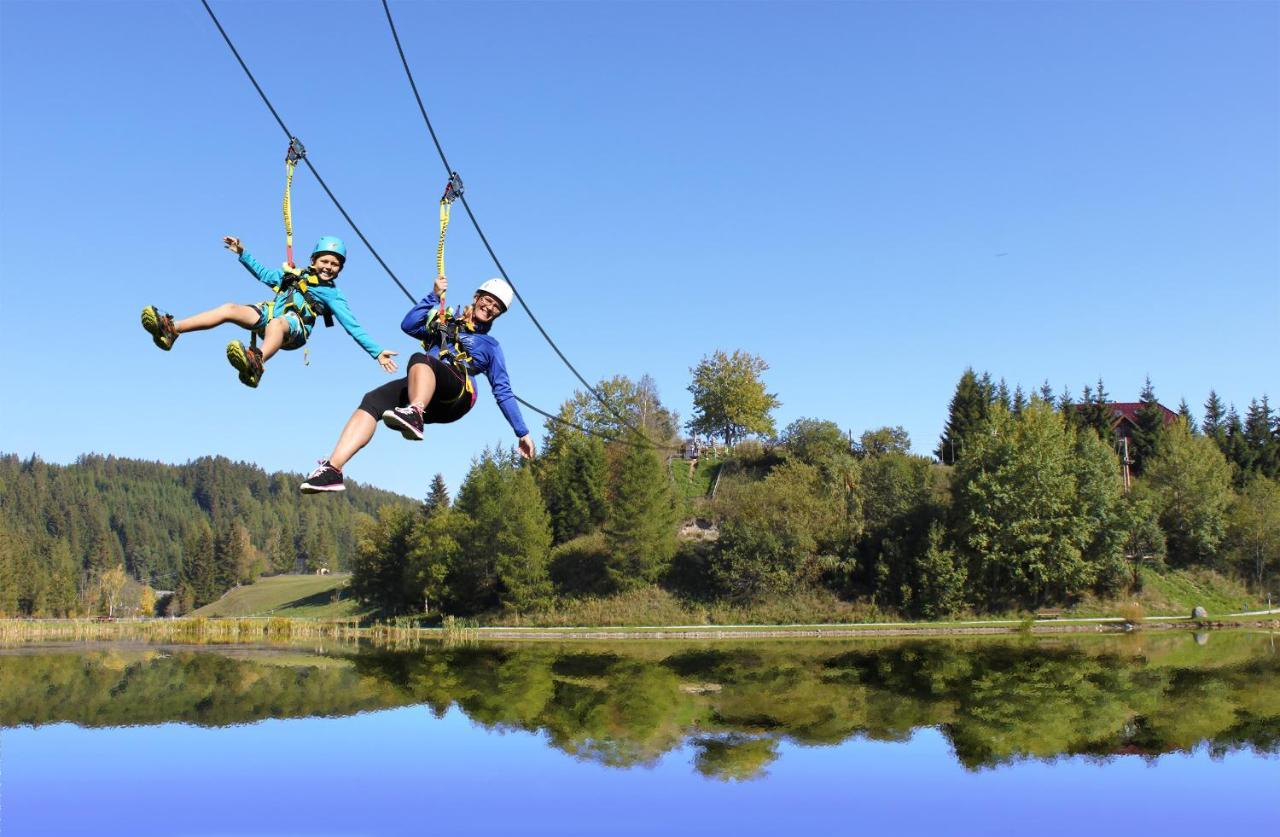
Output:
[1, 0, 1276, 501]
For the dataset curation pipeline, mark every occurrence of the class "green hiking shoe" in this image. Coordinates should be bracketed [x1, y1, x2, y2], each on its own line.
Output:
[226, 340, 265, 388]
[141, 306, 178, 350]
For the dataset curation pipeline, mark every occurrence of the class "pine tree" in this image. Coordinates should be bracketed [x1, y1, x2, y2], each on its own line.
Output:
[1243, 397, 1278, 479]
[936, 368, 989, 465]
[1131, 377, 1166, 475]
[1202, 391, 1227, 451]
[1012, 385, 1027, 416]
[182, 527, 217, 608]
[423, 474, 451, 516]
[1039, 381, 1054, 404]
[604, 443, 679, 590]
[540, 433, 607, 544]
[1178, 398, 1196, 433]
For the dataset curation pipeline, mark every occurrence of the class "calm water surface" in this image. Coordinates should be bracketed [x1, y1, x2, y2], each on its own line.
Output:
[2, 631, 1277, 835]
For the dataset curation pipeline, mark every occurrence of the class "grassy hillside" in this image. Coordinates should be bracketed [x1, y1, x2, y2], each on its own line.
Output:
[192, 574, 367, 619]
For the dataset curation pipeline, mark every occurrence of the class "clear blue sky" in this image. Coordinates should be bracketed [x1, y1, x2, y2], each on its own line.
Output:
[1, 0, 1276, 501]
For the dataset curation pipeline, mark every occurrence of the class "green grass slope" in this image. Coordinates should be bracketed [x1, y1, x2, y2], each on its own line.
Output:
[192, 574, 366, 619]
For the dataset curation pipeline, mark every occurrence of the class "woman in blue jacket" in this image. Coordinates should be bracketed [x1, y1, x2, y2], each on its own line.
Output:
[301, 276, 535, 493]
[140, 235, 399, 387]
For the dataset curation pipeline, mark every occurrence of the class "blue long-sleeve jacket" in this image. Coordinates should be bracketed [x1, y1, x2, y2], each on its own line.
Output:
[238, 251, 383, 359]
[401, 293, 529, 438]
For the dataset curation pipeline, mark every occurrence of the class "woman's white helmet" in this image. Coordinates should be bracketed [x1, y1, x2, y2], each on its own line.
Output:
[476, 278, 514, 312]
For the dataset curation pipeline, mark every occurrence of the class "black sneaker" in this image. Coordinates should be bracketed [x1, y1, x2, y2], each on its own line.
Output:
[301, 460, 345, 493]
[382, 405, 424, 441]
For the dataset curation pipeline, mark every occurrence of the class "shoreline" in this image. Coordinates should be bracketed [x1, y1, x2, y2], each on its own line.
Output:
[1, 613, 1277, 645]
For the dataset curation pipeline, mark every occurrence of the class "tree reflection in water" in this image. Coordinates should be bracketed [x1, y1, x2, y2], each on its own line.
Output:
[3, 632, 1277, 779]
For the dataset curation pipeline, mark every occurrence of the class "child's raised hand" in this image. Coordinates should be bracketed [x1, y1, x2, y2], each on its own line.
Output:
[377, 350, 399, 374]
[223, 236, 244, 255]
[433, 275, 447, 297]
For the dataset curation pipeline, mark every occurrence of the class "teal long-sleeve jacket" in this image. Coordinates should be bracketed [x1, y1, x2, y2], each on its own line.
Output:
[238, 251, 384, 359]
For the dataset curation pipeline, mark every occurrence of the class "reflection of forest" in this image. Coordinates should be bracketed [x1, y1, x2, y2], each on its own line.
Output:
[3, 633, 1278, 778]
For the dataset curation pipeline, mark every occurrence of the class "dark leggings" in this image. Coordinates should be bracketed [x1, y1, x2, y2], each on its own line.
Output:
[357, 353, 475, 425]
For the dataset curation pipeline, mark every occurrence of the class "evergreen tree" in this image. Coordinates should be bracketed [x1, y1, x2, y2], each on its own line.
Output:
[1141, 420, 1234, 567]
[1202, 391, 1227, 450]
[423, 474, 451, 516]
[1224, 407, 1252, 479]
[1131, 377, 1166, 475]
[539, 431, 607, 544]
[181, 527, 217, 609]
[1012, 385, 1027, 416]
[936, 368, 989, 465]
[995, 379, 1012, 411]
[453, 450, 553, 613]
[914, 521, 966, 619]
[604, 443, 679, 590]
[1178, 398, 1196, 433]
[1077, 378, 1113, 440]
[350, 507, 418, 615]
[1243, 397, 1278, 479]
[1039, 381, 1054, 404]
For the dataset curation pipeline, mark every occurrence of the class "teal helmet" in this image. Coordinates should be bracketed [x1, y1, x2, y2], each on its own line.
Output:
[311, 236, 347, 264]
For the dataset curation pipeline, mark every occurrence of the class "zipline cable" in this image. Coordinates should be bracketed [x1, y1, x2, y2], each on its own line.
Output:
[199, 0, 669, 449]
[379, 0, 671, 451]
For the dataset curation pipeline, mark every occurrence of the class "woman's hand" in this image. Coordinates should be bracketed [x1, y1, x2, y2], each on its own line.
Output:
[223, 236, 244, 255]
[377, 350, 399, 373]
[517, 434, 536, 460]
[433, 275, 447, 297]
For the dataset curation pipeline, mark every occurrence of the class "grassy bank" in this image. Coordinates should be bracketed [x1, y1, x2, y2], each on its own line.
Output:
[191, 573, 368, 620]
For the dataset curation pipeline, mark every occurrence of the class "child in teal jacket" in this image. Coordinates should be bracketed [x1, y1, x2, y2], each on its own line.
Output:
[141, 235, 398, 387]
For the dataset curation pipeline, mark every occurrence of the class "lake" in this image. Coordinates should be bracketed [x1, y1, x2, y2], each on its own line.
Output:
[2, 631, 1276, 835]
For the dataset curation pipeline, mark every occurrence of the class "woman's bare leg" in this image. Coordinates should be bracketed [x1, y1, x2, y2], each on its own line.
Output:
[328, 410, 377, 470]
[406, 361, 437, 410]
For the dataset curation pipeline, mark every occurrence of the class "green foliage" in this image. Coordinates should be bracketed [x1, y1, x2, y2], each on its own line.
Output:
[857, 426, 911, 458]
[1141, 420, 1234, 567]
[604, 444, 679, 591]
[350, 506, 419, 615]
[936, 368, 990, 465]
[549, 532, 612, 597]
[556, 374, 680, 445]
[538, 430, 607, 545]
[711, 460, 849, 600]
[1131, 377, 1166, 474]
[915, 521, 966, 618]
[782, 418, 849, 465]
[1226, 476, 1280, 588]
[952, 403, 1113, 609]
[856, 451, 947, 613]
[0, 453, 411, 616]
[686, 350, 779, 447]
[423, 473, 451, 516]
[453, 449, 554, 613]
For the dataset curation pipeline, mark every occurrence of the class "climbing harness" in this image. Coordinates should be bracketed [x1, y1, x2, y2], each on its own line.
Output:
[258, 137, 328, 363]
[422, 306, 477, 405]
[424, 171, 475, 404]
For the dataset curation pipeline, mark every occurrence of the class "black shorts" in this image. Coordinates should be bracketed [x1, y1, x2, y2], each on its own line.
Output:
[357, 353, 475, 425]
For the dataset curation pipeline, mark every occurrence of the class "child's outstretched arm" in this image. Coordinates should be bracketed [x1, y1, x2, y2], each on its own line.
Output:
[317, 287, 398, 373]
[224, 236, 284, 289]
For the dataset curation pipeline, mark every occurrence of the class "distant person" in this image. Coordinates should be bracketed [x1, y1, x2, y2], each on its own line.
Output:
[140, 235, 398, 387]
[300, 275, 534, 493]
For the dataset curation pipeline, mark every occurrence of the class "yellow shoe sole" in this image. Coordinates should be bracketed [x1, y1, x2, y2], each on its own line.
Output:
[226, 340, 261, 388]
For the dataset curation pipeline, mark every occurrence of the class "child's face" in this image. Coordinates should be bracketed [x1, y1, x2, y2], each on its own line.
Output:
[311, 254, 343, 281]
